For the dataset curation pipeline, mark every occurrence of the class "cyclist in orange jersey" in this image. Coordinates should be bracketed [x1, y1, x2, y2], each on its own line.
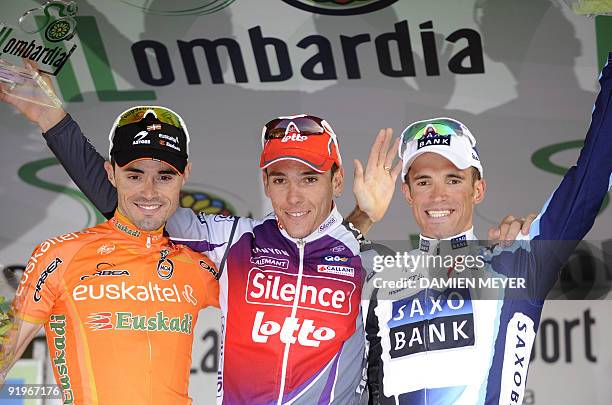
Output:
[0, 106, 220, 405]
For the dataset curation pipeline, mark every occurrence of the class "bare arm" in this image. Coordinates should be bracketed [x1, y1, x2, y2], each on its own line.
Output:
[0, 320, 43, 383]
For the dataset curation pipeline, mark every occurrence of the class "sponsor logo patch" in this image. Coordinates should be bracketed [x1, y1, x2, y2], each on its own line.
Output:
[87, 311, 194, 334]
[387, 288, 474, 358]
[318, 216, 337, 233]
[199, 259, 220, 280]
[250, 255, 289, 270]
[417, 126, 451, 150]
[499, 313, 536, 405]
[49, 314, 73, 402]
[323, 255, 350, 264]
[252, 247, 290, 257]
[80, 268, 130, 281]
[72, 282, 196, 305]
[157, 249, 174, 280]
[246, 269, 355, 315]
[451, 235, 468, 250]
[34, 257, 63, 302]
[281, 122, 308, 142]
[252, 311, 335, 347]
[317, 264, 355, 277]
[97, 243, 115, 255]
[132, 131, 150, 145]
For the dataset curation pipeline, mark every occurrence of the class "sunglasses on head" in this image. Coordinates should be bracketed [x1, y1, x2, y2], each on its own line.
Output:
[399, 117, 476, 158]
[261, 114, 342, 165]
[108, 106, 190, 158]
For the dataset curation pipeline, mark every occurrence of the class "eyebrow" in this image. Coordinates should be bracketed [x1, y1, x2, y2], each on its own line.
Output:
[411, 172, 465, 181]
[267, 170, 321, 177]
[124, 167, 178, 175]
[411, 173, 431, 181]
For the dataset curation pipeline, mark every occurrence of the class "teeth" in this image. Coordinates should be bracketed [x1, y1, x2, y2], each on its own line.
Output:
[288, 212, 307, 217]
[138, 204, 161, 210]
[427, 210, 451, 218]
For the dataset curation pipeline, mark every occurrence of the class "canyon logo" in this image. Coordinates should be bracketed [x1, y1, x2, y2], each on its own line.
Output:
[281, 0, 398, 15]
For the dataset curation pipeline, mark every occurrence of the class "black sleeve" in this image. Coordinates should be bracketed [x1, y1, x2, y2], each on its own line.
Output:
[42, 114, 117, 219]
[365, 289, 382, 405]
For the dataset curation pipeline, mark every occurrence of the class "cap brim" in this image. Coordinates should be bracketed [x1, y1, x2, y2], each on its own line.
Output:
[113, 149, 186, 174]
[260, 148, 334, 173]
[402, 147, 473, 178]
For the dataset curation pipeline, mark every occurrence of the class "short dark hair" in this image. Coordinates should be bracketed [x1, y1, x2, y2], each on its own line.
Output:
[330, 163, 339, 177]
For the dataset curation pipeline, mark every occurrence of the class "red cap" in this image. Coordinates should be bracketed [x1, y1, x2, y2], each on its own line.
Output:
[259, 119, 342, 173]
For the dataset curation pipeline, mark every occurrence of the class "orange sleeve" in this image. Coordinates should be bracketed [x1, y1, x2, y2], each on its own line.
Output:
[13, 240, 68, 324]
[195, 254, 220, 309]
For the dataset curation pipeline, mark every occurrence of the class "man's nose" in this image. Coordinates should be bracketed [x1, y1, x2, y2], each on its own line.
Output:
[286, 182, 304, 205]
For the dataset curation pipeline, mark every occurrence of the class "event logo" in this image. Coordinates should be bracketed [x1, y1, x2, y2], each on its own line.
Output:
[180, 189, 236, 217]
[281, 0, 398, 16]
[116, 0, 236, 16]
[0, 1, 78, 76]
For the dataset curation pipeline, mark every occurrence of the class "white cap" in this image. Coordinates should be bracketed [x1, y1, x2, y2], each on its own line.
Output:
[400, 117, 483, 180]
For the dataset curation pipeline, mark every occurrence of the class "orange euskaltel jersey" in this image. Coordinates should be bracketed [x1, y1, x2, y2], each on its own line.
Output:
[12, 211, 220, 405]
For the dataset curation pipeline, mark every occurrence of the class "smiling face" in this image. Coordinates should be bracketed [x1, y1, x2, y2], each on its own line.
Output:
[402, 152, 485, 239]
[104, 159, 191, 231]
[263, 160, 344, 239]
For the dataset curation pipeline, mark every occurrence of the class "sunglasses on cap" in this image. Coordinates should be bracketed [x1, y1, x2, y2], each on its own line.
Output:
[108, 106, 191, 158]
[261, 114, 342, 165]
[398, 117, 477, 158]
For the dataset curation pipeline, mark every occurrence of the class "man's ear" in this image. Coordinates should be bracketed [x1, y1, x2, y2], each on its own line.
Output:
[104, 161, 117, 188]
[332, 166, 344, 198]
[473, 178, 486, 205]
[261, 170, 270, 198]
[182, 162, 192, 185]
[401, 182, 413, 206]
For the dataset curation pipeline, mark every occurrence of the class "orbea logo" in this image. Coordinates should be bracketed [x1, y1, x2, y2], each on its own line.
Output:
[282, 0, 398, 15]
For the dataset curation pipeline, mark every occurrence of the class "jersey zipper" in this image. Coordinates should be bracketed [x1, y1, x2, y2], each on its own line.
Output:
[277, 238, 305, 405]
[146, 235, 151, 249]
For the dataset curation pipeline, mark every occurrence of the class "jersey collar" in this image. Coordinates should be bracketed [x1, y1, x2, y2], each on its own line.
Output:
[111, 210, 166, 247]
[277, 204, 343, 244]
[418, 227, 476, 255]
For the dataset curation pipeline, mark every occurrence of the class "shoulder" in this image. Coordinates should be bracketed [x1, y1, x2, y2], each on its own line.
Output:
[172, 244, 221, 280]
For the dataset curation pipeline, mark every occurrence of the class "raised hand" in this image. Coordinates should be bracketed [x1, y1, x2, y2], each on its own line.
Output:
[352, 128, 402, 223]
[487, 213, 538, 246]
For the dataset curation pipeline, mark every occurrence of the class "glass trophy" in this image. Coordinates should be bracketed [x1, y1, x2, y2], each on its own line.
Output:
[0, 1, 78, 108]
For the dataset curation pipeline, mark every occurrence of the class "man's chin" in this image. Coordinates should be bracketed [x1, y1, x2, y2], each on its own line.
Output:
[134, 217, 165, 232]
